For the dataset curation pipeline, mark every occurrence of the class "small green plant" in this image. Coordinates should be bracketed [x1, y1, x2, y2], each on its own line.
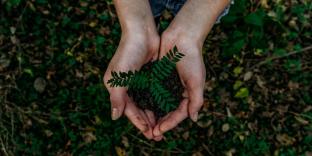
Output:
[107, 46, 184, 113]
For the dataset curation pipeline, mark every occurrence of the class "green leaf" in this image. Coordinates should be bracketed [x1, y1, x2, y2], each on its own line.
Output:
[273, 49, 287, 57]
[232, 30, 245, 38]
[36, 0, 48, 4]
[5, 0, 22, 11]
[173, 46, 178, 53]
[235, 87, 249, 98]
[233, 81, 243, 90]
[223, 39, 246, 57]
[24, 68, 34, 77]
[61, 16, 71, 26]
[233, 66, 243, 77]
[244, 10, 265, 26]
[284, 59, 301, 72]
[96, 36, 106, 44]
[9, 0, 21, 6]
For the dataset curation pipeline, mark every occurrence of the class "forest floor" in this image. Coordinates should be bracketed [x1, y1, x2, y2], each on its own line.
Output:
[0, 0, 311, 155]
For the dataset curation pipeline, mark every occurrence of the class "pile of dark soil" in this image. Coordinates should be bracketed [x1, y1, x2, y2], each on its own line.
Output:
[128, 62, 184, 117]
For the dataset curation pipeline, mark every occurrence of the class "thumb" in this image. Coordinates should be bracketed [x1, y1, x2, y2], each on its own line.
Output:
[109, 88, 127, 120]
[103, 69, 127, 120]
[188, 87, 204, 122]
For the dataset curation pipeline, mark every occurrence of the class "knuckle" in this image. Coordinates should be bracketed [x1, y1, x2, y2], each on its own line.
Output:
[177, 102, 187, 114]
[103, 71, 111, 81]
[189, 94, 204, 110]
[177, 106, 184, 114]
[103, 72, 111, 86]
[109, 95, 122, 106]
[198, 97, 204, 107]
[195, 93, 204, 105]
[181, 101, 189, 111]
[109, 96, 117, 104]
[188, 83, 202, 92]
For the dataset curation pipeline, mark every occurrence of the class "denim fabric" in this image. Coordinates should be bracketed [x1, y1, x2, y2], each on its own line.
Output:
[149, 0, 234, 23]
[149, 0, 187, 17]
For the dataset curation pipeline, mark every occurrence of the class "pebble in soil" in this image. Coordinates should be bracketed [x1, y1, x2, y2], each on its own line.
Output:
[127, 62, 184, 118]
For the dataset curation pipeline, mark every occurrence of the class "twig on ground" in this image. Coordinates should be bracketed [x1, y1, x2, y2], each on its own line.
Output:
[0, 137, 9, 156]
[251, 45, 312, 69]
[202, 143, 214, 156]
[289, 111, 312, 120]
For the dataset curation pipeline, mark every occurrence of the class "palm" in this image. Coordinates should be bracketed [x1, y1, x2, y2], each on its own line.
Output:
[104, 34, 162, 140]
[153, 34, 206, 137]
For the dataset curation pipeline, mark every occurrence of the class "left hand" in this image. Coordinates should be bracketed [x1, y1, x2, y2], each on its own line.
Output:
[152, 0, 230, 138]
[152, 27, 206, 137]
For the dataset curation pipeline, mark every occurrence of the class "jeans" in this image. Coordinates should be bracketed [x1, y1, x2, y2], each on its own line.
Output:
[149, 0, 234, 23]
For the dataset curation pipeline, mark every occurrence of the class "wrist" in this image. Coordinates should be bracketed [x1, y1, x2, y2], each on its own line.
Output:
[121, 28, 160, 57]
[161, 28, 203, 57]
[164, 24, 205, 48]
[168, 0, 231, 42]
[122, 23, 158, 40]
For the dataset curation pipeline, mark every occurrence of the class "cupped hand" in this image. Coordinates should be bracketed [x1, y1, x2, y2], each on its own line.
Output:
[104, 32, 163, 141]
[153, 28, 206, 137]
[105, 0, 228, 140]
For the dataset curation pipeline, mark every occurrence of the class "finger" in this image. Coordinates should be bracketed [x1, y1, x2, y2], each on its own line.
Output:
[153, 112, 172, 137]
[158, 112, 172, 124]
[103, 68, 127, 120]
[145, 110, 166, 140]
[124, 101, 149, 133]
[153, 99, 189, 136]
[159, 31, 176, 58]
[138, 110, 154, 140]
[153, 136, 163, 141]
[160, 99, 189, 132]
[188, 86, 204, 122]
[109, 88, 127, 120]
[144, 109, 156, 127]
[182, 90, 189, 98]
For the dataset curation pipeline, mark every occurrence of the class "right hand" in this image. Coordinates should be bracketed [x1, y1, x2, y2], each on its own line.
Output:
[152, 28, 206, 137]
[103, 31, 163, 141]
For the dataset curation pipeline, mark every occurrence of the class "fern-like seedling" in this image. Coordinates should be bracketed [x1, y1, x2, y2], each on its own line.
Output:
[107, 46, 184, 114]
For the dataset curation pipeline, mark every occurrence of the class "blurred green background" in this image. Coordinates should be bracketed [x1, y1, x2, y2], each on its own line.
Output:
[0, 0, 311, 155]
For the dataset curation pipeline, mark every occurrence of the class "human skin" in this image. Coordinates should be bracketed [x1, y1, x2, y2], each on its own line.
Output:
[103, 0, 163, 141]
[104, 0, 231, 141]
[152, 0, 231, 137]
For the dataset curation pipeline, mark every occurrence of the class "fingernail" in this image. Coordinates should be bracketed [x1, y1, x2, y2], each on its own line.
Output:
[153, 129, 162, 137]
[154, 136, 163, 141]
[192, 112, 198, 122]
[111, 108, 119, 120]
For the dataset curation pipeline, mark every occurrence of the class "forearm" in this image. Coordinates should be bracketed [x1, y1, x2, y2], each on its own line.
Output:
[113, 0, 157, 36]
[171, 0, 231, 43]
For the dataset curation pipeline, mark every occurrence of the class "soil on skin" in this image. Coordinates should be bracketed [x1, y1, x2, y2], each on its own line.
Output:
[127, 62, 184, 118]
